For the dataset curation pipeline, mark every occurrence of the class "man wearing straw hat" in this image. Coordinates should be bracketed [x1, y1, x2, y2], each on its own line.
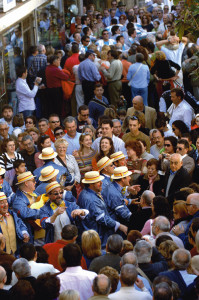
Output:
[110, 151, 127, 167]
[35, 166, 76, 204]
[78, 171, 128, 247]
[97, 156, 115, 190]
[40, 181, 88, 243]
[13, 171, 41, 244]
[0, 192, 29, 255]
[102, 166, 133, 226]
[33, 147, 73, 186]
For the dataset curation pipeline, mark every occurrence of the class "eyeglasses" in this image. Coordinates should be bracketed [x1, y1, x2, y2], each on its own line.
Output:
[85, 40, 90, 42]
[50, 120, 60, 124]
[81, 114, 89, 117]
[55, 131, 64, 136]
[103, 33, 109, 35]
[25, 121, 33, 124]
[172, 128, 176, 131]
[164, 144, 171, 147]
[51, 191, 64, 196]
[97, 131, 102, 134]
[176, 146, 183, 151]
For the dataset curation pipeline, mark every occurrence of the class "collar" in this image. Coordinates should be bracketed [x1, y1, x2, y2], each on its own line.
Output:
[181, 154, 187, 159]
[170, 170, 177, 175]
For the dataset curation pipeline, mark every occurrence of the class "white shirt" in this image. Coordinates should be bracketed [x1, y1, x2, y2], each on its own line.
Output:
[58, 266, 97, 300]
[168, 100, 194, 130]
[161, 42, 185, 67]
[11, 260, 59, 285]
[179, 270, 196, 286]
[92, 135, 127, 156]
[109, 286, 152, 300]
[15, 78, 38, 112]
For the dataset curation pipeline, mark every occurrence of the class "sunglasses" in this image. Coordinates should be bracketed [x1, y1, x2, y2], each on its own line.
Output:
[164, 144, 171, 147]
[55, 131, 64, 136]
[51, 191, 64, 196]
[176, 146, 183, 151]
[50, 121, 59, 124]
[97, 131, 102, 134]
[26, 121, 33, 124]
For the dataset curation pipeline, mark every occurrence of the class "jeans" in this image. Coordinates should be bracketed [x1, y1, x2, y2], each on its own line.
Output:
[21, 110, 35, 119]
[131, 86, 148, 106]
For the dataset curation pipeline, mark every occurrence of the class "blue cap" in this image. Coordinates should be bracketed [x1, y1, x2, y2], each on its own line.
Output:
[86, 49, 96, 55]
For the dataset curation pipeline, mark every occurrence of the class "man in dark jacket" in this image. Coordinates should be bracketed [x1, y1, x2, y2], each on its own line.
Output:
[128, 190, 154, 232]
[164, 153, 191, 207]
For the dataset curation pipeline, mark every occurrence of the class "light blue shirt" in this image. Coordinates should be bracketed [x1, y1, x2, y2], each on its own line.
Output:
[78, 58, 101, 82]
[127, 63, 150, 88]
[63, 132, 81, 155]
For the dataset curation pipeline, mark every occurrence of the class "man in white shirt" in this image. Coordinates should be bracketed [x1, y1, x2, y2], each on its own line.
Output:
[109, 264, 152, 300]
[63, 116, 81, 154]
[92, 119, 127, 155]
[167, 88, 194, 130]
[15, 66, 39, 119]
[57, 243, 97, 300]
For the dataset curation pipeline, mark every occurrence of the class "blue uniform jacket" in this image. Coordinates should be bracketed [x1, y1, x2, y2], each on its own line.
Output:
[40, 199, 81, 243]
[78, 188, 116, 247]
[0, 180, 15, 206]
[12, 189, 40, 243]
[102, 181, 131, 225]
[101, 175, 112, 192]
[33, 161, 73, 186]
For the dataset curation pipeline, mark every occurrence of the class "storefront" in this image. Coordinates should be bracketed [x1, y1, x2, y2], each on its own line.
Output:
[0, 0, 74, 111]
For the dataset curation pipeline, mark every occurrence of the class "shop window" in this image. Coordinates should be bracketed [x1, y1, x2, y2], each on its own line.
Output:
[37, 0, 66, 49]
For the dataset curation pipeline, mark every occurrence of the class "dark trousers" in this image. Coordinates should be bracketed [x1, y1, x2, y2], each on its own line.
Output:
[46, 87, 63, 117]
[82, 80, 96, 105]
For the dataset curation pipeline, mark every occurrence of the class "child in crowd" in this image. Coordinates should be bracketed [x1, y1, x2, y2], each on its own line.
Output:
[12, 159, 26, 192]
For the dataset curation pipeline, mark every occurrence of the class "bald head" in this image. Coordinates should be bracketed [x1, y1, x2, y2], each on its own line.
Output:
[186, 193, 199, 215]
[92, 274, 111, 296]
[0, 266, 6, 284]
[187, 193, 199, 206]
[121, 251, 138, 267]
[132, 96, 144, 111]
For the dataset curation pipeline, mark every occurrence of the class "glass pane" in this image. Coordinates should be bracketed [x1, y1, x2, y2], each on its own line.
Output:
[3, 24, 23, 112]
[0, 44, 6, 98]
[37, 0, 65, 49]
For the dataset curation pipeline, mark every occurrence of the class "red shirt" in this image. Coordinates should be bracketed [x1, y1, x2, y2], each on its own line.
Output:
[43, 240, 87, 271]
[45, 128, 55, 143]
[45, 65, 69, 88]
[64, 53, 80, 82]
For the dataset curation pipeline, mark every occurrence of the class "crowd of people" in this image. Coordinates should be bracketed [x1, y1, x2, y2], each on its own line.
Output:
[1, 0, 199, 299]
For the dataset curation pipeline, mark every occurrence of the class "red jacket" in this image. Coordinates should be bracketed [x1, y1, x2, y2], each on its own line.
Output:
[43, 239, 87, 271]
[46, 65, 69, 88]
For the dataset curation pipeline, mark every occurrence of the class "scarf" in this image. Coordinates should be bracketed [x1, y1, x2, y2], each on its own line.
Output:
[0, 212, 10, 222]
[148, 174, 157, 192]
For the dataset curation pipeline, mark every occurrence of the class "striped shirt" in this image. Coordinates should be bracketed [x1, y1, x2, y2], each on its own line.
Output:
[0, 152, 24, 171]
[75, 150, 97, 177]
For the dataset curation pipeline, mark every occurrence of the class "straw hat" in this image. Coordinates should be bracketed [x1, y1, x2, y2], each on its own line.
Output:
[82, 171, 104, 184]
[110, 151, 126, 162]
[0, 167, 6, 176]
[0, 192, 7, 201]
[46, 181, 61, 194]
[39, 166, 59, 182]
[38, 147, 57, 160]
[16, 171, 35, 185]
[111, 166, 132, 180]
[97, 156, 114, 172]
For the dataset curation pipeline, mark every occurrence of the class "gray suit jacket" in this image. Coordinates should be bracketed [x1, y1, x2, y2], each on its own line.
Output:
[182, 155, 195, 176]
[127, 106, 157, 129]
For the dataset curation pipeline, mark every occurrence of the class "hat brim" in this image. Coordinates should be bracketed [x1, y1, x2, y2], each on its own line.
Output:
[112, 155, 126, 162]
[46, 183, 61, 194]
[39, 169, 59, 182]
[0, 168, 6, 176]
[111, 170, 132, 180]
[98, 158, 114, 172]
[82, 175, 104, 184]
[16, 175, 36, 185]
[38, 152, 57, 160]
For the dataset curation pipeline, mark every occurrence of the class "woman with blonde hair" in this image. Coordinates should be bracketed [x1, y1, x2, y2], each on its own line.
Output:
[170, 200, 189, 235]
[54, 138, 81, 184]
[81, 230, 103, 268]
[82, 125, 96, 141]
[151, 50, 181, 97]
